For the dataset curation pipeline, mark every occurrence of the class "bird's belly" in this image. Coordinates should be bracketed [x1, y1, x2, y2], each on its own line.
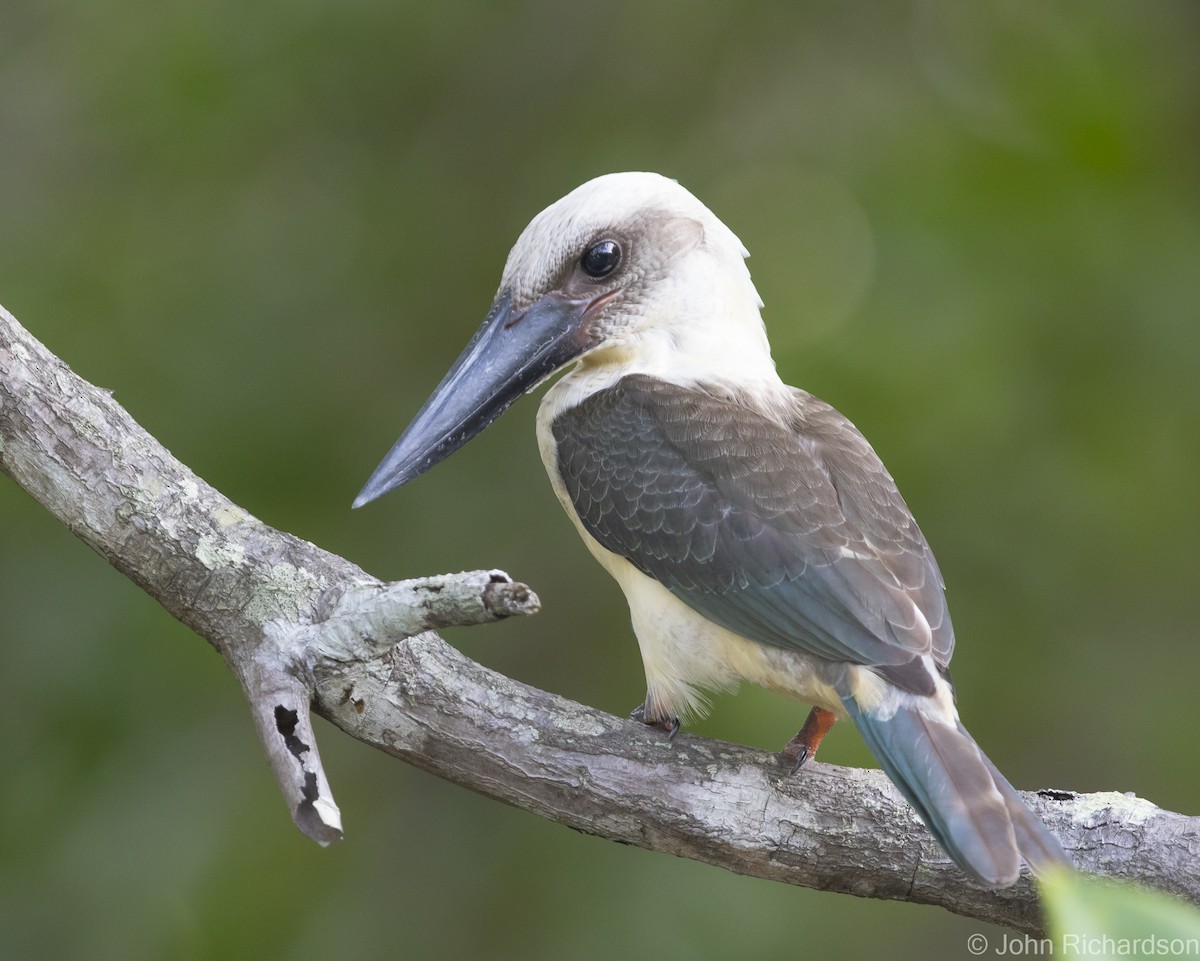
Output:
[606, 556, 845, 721]
[549, 517, 846, 721]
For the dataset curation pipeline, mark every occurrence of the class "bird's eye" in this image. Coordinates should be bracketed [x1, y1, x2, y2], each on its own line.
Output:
[580, 240, 621, 279]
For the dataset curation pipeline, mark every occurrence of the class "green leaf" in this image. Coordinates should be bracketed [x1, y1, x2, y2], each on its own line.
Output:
[1040, 867, 1200, 960]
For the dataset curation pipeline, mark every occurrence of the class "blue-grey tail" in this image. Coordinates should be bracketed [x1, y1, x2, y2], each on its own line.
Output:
[842, 695, 1067, 887]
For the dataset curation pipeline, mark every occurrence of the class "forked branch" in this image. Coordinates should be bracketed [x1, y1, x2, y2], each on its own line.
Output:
[2, 303, 1195, 935]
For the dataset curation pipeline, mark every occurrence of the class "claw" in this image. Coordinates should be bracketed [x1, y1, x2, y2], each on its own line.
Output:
[663, 716, 681, 741]
[781, 706, 838, 772]
[785, 744, 811, 774]
[629, 701, 681, 741]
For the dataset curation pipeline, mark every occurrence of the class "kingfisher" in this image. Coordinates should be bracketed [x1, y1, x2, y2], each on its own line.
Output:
[354, 172, 1066, 887]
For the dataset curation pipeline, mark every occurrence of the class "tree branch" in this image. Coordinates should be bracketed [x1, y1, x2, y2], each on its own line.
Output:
[1, 302, 1196, 934]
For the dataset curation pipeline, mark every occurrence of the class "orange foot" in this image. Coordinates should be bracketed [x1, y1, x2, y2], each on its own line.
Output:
[781, 706, 838, 772]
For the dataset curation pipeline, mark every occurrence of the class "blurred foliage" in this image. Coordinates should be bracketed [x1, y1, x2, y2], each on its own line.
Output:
[1042, 868, 1200, 960]
[2, 1, 1198, 959]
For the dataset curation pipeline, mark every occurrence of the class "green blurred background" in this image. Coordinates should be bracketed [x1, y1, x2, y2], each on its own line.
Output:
[2, 1, 1197, 958]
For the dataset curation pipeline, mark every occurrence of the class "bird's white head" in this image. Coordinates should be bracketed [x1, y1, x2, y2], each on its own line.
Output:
[355, 172, 773, 506]
[500, 172, 768, 377]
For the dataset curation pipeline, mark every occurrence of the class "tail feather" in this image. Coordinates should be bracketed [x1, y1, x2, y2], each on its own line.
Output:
[971, 731, 1067, 875]
[843, 696, 1065, 887]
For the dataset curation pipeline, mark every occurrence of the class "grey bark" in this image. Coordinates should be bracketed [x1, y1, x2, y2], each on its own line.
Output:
[1, 302, 1196, 935]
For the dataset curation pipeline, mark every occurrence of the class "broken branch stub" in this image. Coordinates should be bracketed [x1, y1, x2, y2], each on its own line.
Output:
[0, 302, 540, 844]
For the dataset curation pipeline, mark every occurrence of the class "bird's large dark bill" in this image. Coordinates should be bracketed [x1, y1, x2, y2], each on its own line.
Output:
[354, 289, 595, 507]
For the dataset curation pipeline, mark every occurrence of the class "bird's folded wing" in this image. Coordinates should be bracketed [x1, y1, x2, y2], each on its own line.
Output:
[552, 374, 953, 694]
